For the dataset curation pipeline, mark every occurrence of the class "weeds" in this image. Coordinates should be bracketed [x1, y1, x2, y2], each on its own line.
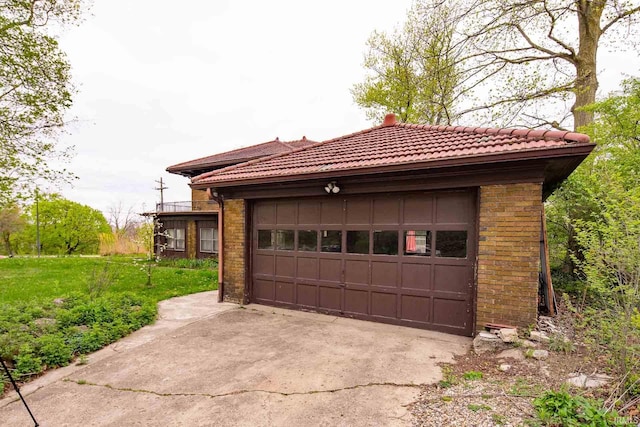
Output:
[533, 390, 628, 426]
[438, 365, 457, 388]
[87, 261, 116, 298]
[463, 371, 484, 381]
[548, 333, 575, 353]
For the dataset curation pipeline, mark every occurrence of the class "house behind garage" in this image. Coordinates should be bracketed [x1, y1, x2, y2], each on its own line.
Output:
[173, 114, 593, 336]
[155, 137, 315, 259]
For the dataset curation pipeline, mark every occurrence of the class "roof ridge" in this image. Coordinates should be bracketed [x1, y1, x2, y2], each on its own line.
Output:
[395, 123, 590, 143]
[167, 138, 281, 170]
[190, 124, 387, 184]
[191, 138, 330, 183]
[168, 137, 317, 172]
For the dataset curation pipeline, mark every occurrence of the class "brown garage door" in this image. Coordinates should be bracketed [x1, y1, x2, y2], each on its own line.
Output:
[251, 190, 476, 336]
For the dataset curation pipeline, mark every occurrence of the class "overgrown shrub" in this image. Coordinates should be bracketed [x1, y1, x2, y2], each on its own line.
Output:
[0, 292, 157, 392]
[35, 334, 72, 368]
[14, 351, 43, 379]
[533, 390, 627, 427]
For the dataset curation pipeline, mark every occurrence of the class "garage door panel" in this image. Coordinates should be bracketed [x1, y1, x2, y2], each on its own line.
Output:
[297, 257, 318, 280]
[345, 289, 368, 315]
[319, 258, 342, 282]
[319, 286, 341, 310]
[346, 199, 371, 225]
[436, 193, 472, 224]
[296, 284, 317, 307]
[401, 295, 430, 322]
[373, 198, 400, 224]
[371, 261, 398, 288]
[371, 292, 397, 318]
[320, 200, 343, 224]
[401, 263, 431, 290]
[255, 202, 276, 225]
[433, 299, 467, 329]
[298, 201, 320, 224]
[434, 264, 469, 294]
[276, 201, 296, 225]
[275, 281, 295, 304]
[252, 190, 476, 336]
[275, 255, 295, 277]
[345, 259, 369, 285]
[403, 196, 433, 224]
[254, 254, 274, 275]
[254, 279, 275, 301]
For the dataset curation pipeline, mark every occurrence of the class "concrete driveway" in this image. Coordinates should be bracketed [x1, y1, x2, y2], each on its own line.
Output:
[0, 292, 470, 426]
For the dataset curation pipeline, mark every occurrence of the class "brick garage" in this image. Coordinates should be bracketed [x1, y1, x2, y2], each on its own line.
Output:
[192, 114, 594, 336]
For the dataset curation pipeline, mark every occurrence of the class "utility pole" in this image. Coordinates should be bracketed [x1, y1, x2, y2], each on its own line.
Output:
[35, 187, 40, 258]
[154, 177, 168, 210]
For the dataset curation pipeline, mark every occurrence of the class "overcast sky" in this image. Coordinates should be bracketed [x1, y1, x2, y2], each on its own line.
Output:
[53, 0, 639, 219]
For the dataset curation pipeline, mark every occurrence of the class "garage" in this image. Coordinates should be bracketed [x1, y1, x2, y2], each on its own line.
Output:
[251, 190, 476, 336]
[191, 114, 595, 335]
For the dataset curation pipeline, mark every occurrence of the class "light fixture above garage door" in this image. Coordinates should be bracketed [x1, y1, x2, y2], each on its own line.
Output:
[324, 181, 340, 194]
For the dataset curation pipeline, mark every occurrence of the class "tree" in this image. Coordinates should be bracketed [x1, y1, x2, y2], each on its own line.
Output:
[351, 1, 462, 124]
[463, 0, 640, 130]
[20, 194, 110, 255]
[354, 0, 640, 130]
[561, 79, 640, 384]
[546, 78, 640, 272]
[0, 204, 24, 255]
[0, 0, 85, 204]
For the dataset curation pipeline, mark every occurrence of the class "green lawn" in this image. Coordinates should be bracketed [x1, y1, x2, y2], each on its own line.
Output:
[0, 256, 217, 304]
[0, 256, 218, 391]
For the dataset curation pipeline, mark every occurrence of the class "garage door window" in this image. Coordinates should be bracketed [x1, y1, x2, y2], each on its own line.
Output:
[258, 230, 274, 250]
[346, 231, 369, 254]
[298, 230, 318, 251]
[276, 230, 295, 250]
[404, 230, 431, 256]
[321, 230, 342, 252]
[373, 230, 398, 255]
[435, 231, 467, 258]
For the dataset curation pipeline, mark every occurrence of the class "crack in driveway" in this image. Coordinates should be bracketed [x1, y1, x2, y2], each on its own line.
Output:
[63, 378, 422, 399]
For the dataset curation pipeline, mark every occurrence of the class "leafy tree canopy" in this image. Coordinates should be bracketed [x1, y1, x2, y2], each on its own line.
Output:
[354, 0, 640, 130]
[0, 0, 85, 205]
[16, 194, 110, 255]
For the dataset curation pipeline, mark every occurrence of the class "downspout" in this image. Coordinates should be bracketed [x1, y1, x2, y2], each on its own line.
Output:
[208, 188, 224, 303]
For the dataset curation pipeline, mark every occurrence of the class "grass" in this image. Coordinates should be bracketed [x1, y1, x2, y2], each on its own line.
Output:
[0, 255, 217, 391]
[0, 256, 217, 304]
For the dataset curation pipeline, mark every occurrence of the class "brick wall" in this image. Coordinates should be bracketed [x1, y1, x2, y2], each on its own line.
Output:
[476, 183, 542, 331]
[192, 188, 208, 202]
[222, 199, 246, 304]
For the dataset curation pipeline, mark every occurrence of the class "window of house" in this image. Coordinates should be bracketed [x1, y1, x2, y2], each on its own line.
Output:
[200, 228, 218, 253]
[257, 230, 274, 250]
[276, 230, 295, 250]
[373, 230, 398, 255]
[346, 231, 369, 254]
[166, 228, 185, 251]
[321, 230, 342, 252]
[298, 230, 318, 251]
[435, 231, 467, 258]
[404, 230, 431, 256]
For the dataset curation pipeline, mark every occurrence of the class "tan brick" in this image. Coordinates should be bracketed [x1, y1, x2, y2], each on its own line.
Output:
[476, 183, 541, 331]
[222, 199, 246, 304]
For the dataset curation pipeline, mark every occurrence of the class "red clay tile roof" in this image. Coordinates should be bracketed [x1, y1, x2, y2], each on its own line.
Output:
[166, 137, 315, 176]
[191, 117, 593, 187]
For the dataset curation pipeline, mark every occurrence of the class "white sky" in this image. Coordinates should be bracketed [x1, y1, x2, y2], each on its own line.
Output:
[53, 0, 639, 219]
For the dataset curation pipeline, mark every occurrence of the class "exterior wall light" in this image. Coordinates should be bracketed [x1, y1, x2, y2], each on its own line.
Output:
[324, 181, 340, 194]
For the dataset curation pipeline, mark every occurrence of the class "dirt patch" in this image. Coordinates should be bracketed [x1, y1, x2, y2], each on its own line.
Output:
[409, 306, 638, 426]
